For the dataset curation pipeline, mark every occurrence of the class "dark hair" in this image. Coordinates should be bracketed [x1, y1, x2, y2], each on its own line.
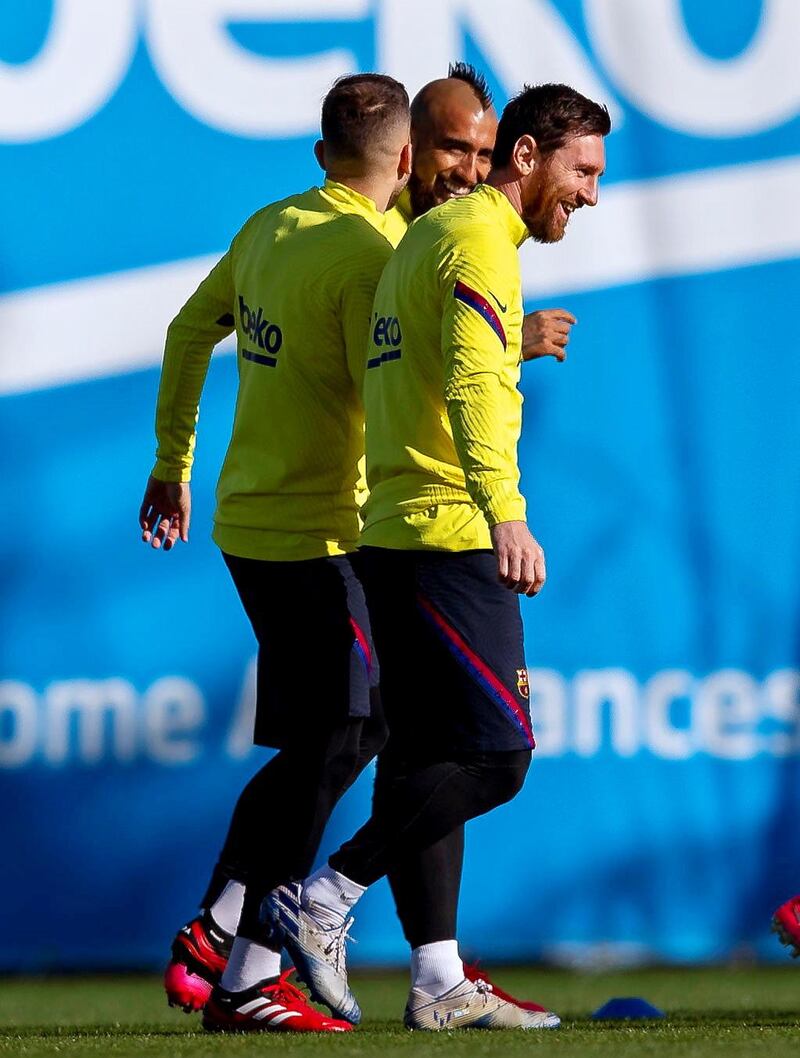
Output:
[492, 83, 611, 166]
[321, 74, 409, 160]
[447, 61, 493, 110]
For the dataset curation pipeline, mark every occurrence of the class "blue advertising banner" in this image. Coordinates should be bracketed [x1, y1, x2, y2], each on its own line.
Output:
[1, 0, 799, 969]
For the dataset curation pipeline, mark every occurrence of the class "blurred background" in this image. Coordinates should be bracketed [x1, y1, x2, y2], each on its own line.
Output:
[1, 0, 799, 973]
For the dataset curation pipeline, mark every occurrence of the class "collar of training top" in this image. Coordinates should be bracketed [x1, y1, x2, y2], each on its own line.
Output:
[393, 186, 413, 224]
[320, 178, 382, 219]
[473, 183, 529, 248]
[381, 189, 412, 248]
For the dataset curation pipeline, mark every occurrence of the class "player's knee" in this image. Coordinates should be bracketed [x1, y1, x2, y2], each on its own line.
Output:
[483, 750, 531, 808]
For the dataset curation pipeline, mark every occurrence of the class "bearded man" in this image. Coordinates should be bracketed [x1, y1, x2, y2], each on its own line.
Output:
[268, 82, 610, 1033]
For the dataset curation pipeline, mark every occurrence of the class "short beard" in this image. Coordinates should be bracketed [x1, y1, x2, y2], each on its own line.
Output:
[407, 171, 439, 219]
[522, 164, 567, 243]
[522, 191, 567, 243]
[525, 210, 567, 244]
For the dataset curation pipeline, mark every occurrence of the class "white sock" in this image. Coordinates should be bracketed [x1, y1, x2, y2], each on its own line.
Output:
[302, 865, 366, 929]
[410, 940, 464, 996]
[220, 936, 282, 992]
[207, 879, 245, 936]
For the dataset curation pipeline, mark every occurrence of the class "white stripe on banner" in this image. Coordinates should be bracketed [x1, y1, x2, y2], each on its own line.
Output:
[0, 255, 235, 396]
[520, 154, 800, 297]
[0, 156, 797, 397]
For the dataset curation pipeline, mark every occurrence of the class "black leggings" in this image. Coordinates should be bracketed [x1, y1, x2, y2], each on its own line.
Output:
[388, 826, 465, 950]
[202, 704, 387, 942]
[329, 748, 531, 946]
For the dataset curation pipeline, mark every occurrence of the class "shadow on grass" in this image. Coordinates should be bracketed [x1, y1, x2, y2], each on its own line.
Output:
[0, 1027, 193, 1040]
[3, 1013, 800, 1040]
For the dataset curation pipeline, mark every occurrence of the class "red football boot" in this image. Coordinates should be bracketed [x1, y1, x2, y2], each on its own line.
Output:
[164, 912, 232, 1012]
[203, 968, 353, 1033]
[463, 961, 548, 1012]
[772, 895, 800, 957]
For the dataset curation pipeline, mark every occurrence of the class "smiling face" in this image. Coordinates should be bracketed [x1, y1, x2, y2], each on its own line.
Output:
[408, 79, 498, 218]
[521, 133, 606, 243]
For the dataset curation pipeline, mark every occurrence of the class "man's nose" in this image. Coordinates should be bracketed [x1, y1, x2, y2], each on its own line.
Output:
[451, 153, 480, 187]
[581, 177, 599, 207]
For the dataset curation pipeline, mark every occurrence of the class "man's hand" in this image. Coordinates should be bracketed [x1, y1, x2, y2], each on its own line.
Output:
[139, 475, 191, 551]
[490, 521, 546, 596]
[521, 309, 576, 362]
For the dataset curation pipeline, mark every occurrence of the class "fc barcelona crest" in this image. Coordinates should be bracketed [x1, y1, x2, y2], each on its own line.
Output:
[516, 668, 530, 699]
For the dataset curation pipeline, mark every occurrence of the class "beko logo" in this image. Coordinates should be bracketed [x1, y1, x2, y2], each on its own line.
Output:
[1, 0, 798, 144]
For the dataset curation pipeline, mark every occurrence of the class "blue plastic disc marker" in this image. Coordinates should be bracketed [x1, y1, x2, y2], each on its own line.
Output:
[591, 997, 666, 1020]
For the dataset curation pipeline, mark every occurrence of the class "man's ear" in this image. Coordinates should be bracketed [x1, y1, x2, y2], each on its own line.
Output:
[398, 140, 412, 180]
[313, 139, 326, 171]
[511, 133, 538, 177]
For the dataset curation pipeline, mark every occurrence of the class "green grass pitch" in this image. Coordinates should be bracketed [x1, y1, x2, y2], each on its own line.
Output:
[1, 966, 799, 1056]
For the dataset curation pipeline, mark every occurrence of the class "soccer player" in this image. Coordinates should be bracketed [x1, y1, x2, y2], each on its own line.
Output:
[139, 74, 411, 1033]
[387, 62, 578, 363]
[379, 63, 574, 1012]
[267, 83, 610, 1032]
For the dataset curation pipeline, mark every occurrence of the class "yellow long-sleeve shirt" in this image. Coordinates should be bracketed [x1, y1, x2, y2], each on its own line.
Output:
[361, 183, 529, 551]
[152, 180, 397, 561]
[382, 186, 413, 246]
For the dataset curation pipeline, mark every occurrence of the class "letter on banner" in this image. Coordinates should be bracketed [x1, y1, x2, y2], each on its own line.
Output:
[0, 682, 38, 768]
[574, 669, 639, 757]
[143, 677, 205, 765]
[643, 670, 694, 760]
[146, 0, 369, 137]
[378, 0, 618, 116]
[695, 669, 759, 759]
[585, 0, 800, 136]
[0, 0, 137, 143]
[44, 679, 138, 765]
[762, 669, 800, 757]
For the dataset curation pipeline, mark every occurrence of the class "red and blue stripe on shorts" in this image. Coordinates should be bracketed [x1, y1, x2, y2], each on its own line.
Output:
[417, 594, 535, 749]
[350, 617, 373, 677]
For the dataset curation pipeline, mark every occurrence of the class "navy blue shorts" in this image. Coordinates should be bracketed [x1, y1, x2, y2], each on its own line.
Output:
[358, 547, 534, 755]
[223, 552, 379, 750]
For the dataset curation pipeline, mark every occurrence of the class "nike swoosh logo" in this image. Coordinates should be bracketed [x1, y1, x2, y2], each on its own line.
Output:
[487, 289, 507, 313]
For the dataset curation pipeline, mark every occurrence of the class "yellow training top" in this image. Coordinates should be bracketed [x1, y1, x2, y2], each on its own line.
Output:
[382, 186, 413, 246]
[152, 180, 396, 561]
[361, 183, 529, 551]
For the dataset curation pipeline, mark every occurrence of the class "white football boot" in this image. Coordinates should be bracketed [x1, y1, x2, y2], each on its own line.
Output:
[404, 976, 561, 1031]
[263, 882, 360, 1025]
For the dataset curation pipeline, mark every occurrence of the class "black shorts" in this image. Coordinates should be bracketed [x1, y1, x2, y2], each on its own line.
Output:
[358, 547, 534, 755]
[223, 551, 379, 750]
